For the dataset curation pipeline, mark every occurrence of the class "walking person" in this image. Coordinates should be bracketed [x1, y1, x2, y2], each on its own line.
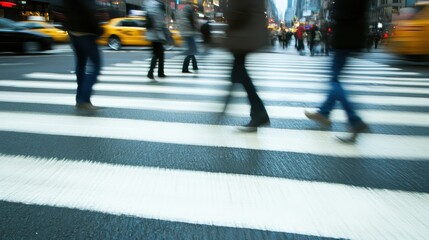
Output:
[296, 23, 306, 55]
[304, 0, 370, 143]
[224, 0, 269, 132]
[179, 0, 198, 73]
[281, 27, 287, 49]
[366, 29, 375, 52]
[145, 0, 168, 79]
[310, 25, 322, 56]
[63, 0, 103, 112]
[200, 17, 212, 55]
[321, 22, 332, 56]
[374, 31, 381, 49]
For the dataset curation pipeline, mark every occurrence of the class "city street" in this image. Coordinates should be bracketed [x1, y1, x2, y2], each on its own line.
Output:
[0, 43, 428, 239]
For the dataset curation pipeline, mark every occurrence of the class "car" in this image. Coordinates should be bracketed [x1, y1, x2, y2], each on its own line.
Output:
[97, 17, 183, 50]
[388, 1, 429, 60]
[0, 17, 54, 53]
[17, 21, 69, 43]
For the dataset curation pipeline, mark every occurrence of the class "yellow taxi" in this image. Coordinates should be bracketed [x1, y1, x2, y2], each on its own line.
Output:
[97, 17, 182, 50]
[17, 21, 69, 43]
[388, 1, 429, 59]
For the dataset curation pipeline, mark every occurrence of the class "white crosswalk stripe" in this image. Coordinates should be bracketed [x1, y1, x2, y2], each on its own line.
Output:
[1, 49, 428, 239]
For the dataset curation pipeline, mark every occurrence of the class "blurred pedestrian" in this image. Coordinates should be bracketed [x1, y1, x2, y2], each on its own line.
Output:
[270, 28, 277, 46]
[296, 23, 305, 55]
[321, 22, 332, 56]
[224, 0, 270, 132]
[63, 0, 103, 112]
[309, 24, 316, 55]
[304, 0, 370, 143]
[281, 27, 287, 49]
[310, 25, 322, 56]
[145, 0, 168, 79]
[179, 0, 198, 73]
[286, 30, 293, 48]
[374, 31, 381, 49]
[366, 29, 375, 52]
[200, 17, 212, 55]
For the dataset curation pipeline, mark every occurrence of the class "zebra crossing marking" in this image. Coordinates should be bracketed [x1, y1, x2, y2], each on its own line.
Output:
[1, 154, 428, 240]
[1, 91, 428, 127]
[1, 79, 429, 107]
[25, 71, 429, 86]
[1, 49, 429, 238]
[0, 111, 428, 160]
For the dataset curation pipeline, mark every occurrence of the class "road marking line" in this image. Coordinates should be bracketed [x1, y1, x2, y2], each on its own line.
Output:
[0, 111, 428, 160]
[0, 154, 428, 240]
[1, 91, 429, 127]
[2, 80, 429, 107]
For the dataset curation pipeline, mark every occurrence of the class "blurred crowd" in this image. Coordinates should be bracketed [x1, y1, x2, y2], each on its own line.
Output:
[61, 0, 428, 144]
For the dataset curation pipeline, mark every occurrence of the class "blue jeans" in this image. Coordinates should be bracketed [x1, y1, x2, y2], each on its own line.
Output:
[319, 50, 362, 126]
[182, 36, 198, 71]
[70, 34, 101, 104]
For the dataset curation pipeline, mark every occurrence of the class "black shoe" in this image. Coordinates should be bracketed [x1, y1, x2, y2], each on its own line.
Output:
[158, 74, 167, 78]
[193, 68, 199, 71]
[147, 73, 154, 79]
[337, 121, 370, 144]
[237, 116, 270, 133]
[182, 70, 192, 73]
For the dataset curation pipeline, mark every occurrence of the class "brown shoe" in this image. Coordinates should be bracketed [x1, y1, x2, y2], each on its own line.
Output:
[304, 111, 332, 127]
[75, 102, 99, 112]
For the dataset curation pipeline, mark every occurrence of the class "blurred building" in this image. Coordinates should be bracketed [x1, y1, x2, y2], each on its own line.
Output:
[367, 0, 426, 32]
[126, 0, 142, 12]
[285, 0, 297, 26]
[294, 0, 322, 22]
[281, 0, 429, 33]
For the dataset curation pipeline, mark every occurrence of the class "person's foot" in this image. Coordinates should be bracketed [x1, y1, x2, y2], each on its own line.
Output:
[304, 111, 332, 128]
[182, 70, 192, 73]
[193, 68, 199, 71]
[75, 102, 99, 112]
[237, 116, 270, 133]
[158, 74, 167, 78]
[147, 73, 154, 79]
[337, 121, 370, 144]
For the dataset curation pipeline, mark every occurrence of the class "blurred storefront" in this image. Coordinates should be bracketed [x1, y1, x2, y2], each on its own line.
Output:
[21, 0, 50, 21]
[0, 0, 58, 21]
[0, 1, 50, 21]
[1, 0, 126, 23]
[0, 1, 19, 20]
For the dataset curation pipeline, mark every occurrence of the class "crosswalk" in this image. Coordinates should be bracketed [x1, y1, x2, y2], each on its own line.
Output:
[1, 49, 428, 239]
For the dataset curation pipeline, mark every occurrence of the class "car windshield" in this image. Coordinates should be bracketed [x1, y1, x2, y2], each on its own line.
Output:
[414, 4, 429, 19]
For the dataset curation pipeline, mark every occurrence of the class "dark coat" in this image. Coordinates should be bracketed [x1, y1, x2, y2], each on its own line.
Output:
[331, 0, 369, 50]
[145, 0, 168, 43]
[63, 0, 103, 36]
[224, 0, 268, 53]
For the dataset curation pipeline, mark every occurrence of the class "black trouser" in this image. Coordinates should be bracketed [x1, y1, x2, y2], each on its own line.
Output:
[231, 53, 267, 120]
[182, 55, 198, 71]
[149, 42, 164, 75]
